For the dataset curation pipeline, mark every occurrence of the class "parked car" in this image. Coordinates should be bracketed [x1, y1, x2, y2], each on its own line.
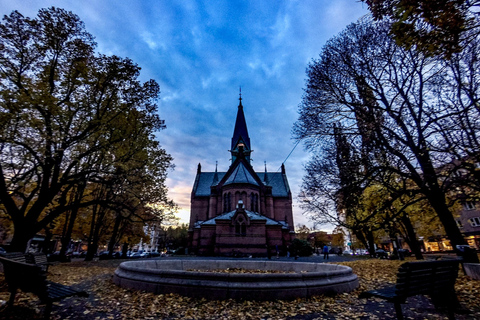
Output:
[47, 251, 71, 262]
[375, 249, 389, 259]
[129, 251, 148, 259]
[397, 249, 412, 257]
[343, 249, 354, 255]
[72, 251, 86, 258]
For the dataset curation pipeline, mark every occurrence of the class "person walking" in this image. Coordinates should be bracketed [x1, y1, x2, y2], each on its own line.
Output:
[323, 245, 329, 260]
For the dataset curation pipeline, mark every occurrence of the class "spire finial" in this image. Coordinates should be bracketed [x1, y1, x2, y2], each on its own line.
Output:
[212, 160, 219, 185]
[264, 161, 269, 183]
[239, 86, 243, 107]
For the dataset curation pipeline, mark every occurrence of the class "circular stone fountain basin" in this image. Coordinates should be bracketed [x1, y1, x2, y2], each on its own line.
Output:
[113, 260, 358, 300]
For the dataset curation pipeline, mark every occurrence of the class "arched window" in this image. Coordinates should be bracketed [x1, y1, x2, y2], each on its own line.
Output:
[224, 193, 232, 212]
[235, 215, 247, 236]
[224, 193, 228, 212]
[235, 191, 240, 206]
[228, 193, 231, 211]
[250, 193, 259, 212]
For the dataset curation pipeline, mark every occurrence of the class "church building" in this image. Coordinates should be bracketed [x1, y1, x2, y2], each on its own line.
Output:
[188, 95, 295, 256]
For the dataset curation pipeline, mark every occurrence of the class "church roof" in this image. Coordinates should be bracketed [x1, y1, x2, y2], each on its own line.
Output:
[192, 170, 290, 197]
[257, 172, 291, 197]
[196, 209, 289, 228]
[224, 162, 259, 186]
[192, 172, 227, 196]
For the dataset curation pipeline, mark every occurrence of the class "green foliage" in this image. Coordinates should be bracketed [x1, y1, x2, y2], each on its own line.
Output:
[0, 7, 175, 251]
[363, 0, 479, 58]
[290, 238, 313, 257]
[157, 224, 189, 251]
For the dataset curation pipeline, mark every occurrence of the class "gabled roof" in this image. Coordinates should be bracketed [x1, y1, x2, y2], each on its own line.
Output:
[196, 209, 289, 229]
[191, 170, 290, 197]
[192, 172, 227, 196]
[257, 172, 291, 197]
[224, 162, 259, 186]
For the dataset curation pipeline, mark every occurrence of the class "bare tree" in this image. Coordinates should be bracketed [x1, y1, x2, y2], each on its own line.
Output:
[294, 17, 478, 261]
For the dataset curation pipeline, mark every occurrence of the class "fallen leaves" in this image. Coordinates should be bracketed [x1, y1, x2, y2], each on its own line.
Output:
[187, 268, 297, 274]
[0, 258, 479, 319]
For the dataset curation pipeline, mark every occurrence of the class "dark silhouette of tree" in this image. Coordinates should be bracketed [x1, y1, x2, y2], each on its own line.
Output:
[294, 17, 478, 261]
[0, 8, 175, 252]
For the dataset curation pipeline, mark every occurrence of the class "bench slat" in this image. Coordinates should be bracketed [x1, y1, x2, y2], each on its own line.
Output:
[360, 260, 460, 320]
[46, 281, 87, 300]
[4, 252, 27, 263]
[0, 256, 88, 318]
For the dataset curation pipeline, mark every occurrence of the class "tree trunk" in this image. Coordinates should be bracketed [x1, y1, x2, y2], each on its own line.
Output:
[366, 230, 376, 258]
[9, 222, 34, 253]
[85, 204, 106, 261]
[107, 213, 122, 258]
[354, 230, 369, 254]
[59, 184, 85, 260]
[84, 204, 98, 261]
[400, 215, 424, 260]
[426, 191, 479, 263]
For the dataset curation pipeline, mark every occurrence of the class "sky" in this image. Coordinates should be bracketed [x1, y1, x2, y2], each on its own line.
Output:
[1, 0, 368, 231]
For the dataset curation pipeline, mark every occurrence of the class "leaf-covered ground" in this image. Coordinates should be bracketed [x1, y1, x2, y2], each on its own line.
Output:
[1, 258, 479, 319]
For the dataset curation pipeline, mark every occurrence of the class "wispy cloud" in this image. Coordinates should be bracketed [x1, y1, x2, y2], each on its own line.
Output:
[1, 0, 368, 231]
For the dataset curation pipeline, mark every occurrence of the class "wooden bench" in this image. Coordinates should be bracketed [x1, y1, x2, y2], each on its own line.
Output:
[359, 259, 460, 320]
[3, 252, 28, 263]
[0, 256, 88, 319]
[26, 252, 54, 272]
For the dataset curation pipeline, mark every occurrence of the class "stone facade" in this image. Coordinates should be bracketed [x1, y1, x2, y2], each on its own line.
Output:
[188, 97, 295, 256]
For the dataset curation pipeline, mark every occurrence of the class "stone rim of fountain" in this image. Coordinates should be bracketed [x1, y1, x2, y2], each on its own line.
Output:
[113, 259, 359, 300]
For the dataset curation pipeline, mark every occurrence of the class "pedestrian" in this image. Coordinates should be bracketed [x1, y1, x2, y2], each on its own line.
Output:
[323, 245, 329, 259]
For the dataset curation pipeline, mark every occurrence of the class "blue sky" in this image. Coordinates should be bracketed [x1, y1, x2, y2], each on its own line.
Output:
[1, 0, 368, 230]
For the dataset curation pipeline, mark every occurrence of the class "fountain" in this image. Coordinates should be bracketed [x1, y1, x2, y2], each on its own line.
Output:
[113, 259, 358, 300]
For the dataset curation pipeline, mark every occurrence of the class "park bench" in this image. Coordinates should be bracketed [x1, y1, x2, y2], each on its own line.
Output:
[26, 252, 54, 272]
[359, 259, 460, 320]
[0, 256, 88, 319]
[3, 251, 28, 263]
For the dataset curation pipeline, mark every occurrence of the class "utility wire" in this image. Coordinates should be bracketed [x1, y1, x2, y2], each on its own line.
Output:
[270, 139, 302, 177]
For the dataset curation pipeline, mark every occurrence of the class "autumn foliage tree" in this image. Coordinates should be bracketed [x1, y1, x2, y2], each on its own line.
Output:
[295, 17, 480, 262]
[0, 8, 175, 252]
[362, 0, 480, 57]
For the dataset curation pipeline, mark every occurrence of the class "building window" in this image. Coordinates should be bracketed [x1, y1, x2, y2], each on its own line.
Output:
[235, 215, 247, 236]
[250, 193, 259, 212]
[469, 217, 480, 227]
[463, 202, 476, 210]
[456, 220, 463, 228]
[224, 193, 232, 212]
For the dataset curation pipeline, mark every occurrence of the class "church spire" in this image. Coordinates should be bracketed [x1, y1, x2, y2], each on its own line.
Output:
[231, 90, 251, 163]
[264, 161, 269, 184]
[212, 161, 219, 185]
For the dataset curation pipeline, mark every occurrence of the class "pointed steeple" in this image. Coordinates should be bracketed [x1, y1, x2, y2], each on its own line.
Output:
[212, 161, 219, 185]
[264, 161, 269, 184]
[231, 89, 251, 163]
